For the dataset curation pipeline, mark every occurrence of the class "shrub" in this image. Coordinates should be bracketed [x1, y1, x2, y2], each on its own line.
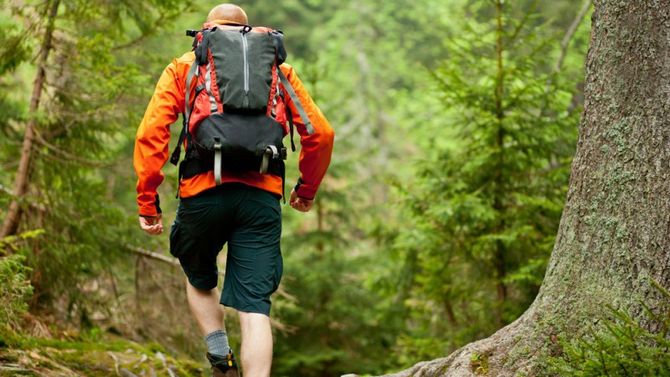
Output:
[0, 253, 33, 329]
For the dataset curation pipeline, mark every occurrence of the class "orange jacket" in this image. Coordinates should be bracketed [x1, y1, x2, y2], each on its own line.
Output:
[134, 51, 334, 217]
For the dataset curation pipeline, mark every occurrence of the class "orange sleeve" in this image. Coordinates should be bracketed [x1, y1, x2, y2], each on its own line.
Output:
[280, 64, 335, 199]
[134, 56, 189, 217]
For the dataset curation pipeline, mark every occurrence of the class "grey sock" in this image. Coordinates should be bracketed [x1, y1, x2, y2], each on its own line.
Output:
[205, 330, 230, 356]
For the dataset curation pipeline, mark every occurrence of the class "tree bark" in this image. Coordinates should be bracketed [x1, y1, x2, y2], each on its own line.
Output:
[379, 1, 670, 375]
[1, 0, 60, 238]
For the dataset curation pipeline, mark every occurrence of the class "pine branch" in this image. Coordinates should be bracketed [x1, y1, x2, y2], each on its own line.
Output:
[33, 129, 113, 168]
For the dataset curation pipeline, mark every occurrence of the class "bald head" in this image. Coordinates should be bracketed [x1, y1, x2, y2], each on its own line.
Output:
[206, 3, 248, 25]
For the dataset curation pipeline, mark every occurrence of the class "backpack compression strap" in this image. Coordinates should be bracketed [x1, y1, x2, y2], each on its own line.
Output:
[277, 68, 315, 135]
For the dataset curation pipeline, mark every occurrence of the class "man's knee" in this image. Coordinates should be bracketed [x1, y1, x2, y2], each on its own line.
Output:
[183, 272, 218, 291]
[185, 278, 219, 296]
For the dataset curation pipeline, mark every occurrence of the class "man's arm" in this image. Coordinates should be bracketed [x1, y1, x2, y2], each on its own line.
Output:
[280, 64, 335, 203]
[134, 60, 186, 219]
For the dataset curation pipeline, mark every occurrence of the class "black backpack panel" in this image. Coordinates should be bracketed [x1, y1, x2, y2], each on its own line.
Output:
[208, 29, 276, 113]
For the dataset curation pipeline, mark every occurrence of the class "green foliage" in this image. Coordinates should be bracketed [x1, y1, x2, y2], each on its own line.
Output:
[243, 1, 459, 375]
[0, 15, 31, 76]
[470, 352, 490, 375]
[384, 0, 587, 361]
[0, 229, 44, 254]
[0, 253, 33, 330]
[547, 283, 670, 376]
[273, 58, 396, 376]
[0, 0, 191, 317]
[0, 232, 42, 332]
[0, 0, 595, 376]
[0, 12, 29, 138]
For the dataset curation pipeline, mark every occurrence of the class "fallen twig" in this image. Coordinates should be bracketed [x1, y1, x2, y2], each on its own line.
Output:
[0, 364, 31, 373]
[155, 352, 177, 377]
[108, 352, 121, 376]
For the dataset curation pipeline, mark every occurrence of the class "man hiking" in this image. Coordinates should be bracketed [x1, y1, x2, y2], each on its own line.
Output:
[133, 4, 334, 376]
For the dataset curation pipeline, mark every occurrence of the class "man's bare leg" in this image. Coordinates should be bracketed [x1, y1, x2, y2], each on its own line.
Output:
[186, 280, 225, 335]
[238, 311, 272, 377]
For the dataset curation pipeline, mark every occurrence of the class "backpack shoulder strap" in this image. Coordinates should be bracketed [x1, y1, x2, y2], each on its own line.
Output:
[184, 61, 199, 121]
[170, 61, 199, 166]
[277, 67, 315, 135]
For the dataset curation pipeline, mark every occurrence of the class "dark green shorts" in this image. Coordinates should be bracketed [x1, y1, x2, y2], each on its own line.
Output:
[169, 183, 282, 316]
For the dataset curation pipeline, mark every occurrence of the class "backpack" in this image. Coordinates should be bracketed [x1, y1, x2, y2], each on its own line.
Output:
[169, 23, 313, 197]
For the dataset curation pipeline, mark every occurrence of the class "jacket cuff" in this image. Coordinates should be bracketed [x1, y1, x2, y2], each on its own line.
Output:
[138, 194, 162, 217]
[294, 178, 317, 200]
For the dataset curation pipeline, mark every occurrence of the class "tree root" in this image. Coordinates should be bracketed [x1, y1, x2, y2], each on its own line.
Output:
[379, 308, 541, 377]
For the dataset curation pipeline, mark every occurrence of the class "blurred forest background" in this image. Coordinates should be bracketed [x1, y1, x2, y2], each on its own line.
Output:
[0, 0, 594, 376]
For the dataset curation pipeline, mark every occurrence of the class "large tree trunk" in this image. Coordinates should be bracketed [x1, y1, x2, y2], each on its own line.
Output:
[380, 1, 670, 375]
[1, 0, 60, 238]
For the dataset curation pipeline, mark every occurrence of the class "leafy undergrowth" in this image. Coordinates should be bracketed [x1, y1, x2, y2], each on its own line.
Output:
[0, 328, 206, 377]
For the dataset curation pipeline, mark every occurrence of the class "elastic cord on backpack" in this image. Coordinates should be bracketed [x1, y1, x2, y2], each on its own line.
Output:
[284, 104, 297, 152]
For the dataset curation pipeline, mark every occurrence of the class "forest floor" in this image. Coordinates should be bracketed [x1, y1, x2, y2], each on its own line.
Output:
[0, 325, 205, 377]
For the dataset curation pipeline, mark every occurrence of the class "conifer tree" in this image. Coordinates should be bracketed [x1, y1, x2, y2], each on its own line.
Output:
[388, 0, 586, 361]
[0, 0, 190, 309]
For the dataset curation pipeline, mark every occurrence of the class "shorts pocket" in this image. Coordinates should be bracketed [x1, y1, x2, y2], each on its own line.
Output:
[272, 253, 283, 293]
[169, 221, 183, 258]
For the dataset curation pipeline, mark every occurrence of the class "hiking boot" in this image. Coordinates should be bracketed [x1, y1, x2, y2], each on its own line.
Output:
[207, 351, 239, 377]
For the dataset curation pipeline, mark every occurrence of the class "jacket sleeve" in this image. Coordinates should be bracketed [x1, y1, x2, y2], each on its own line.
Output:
[134, 60, 185, 217]
[280, 65, 335, 200]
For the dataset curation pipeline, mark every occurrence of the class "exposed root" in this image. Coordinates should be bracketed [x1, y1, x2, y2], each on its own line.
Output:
[378, 307, 540, 377]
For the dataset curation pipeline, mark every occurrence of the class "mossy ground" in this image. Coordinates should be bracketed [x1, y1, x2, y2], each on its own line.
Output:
[0, 327, 206, 377]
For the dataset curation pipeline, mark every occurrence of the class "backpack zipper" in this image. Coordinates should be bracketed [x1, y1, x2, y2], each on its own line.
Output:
[240, 31, 250, 100]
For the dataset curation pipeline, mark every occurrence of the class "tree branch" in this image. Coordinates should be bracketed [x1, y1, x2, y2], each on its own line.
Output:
[541, 0, 592, 114]
[554, 0, 593, 75]
[126, 245, 179, 266]
[33, 129, 113, 168]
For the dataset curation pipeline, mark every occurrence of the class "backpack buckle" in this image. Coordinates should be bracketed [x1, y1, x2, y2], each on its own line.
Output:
[213, 138, 222, 185]
[259, 145, 279, 174]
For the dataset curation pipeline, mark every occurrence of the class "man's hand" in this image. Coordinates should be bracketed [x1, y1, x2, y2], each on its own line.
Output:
[289, 189, 314, 212]
[139, 215, 163, 235]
